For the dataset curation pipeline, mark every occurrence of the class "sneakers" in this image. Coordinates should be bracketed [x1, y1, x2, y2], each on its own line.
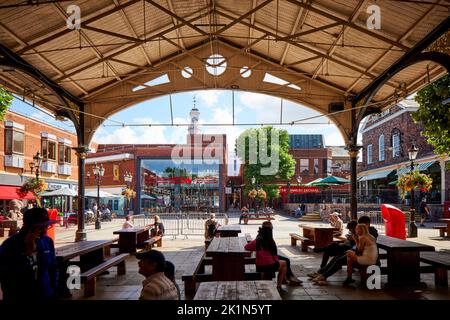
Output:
[288, 276, 303, 286]
[312, 275, 326, 283]
[277, 286, 288, 294]
[342, 277, 355, 286]
[307, 272, 321, 278]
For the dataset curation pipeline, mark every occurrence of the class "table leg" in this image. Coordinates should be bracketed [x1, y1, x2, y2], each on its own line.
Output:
[56, 260, 72, 298]
[119, 233, 137, 253]
[212, 255, 245, 281]
[137, 230, 150, 245]
[446, 222, 450, 238]
[385, 250, 425, 288]
[80, 248, 105, 272]
[314, 230, 334, 249]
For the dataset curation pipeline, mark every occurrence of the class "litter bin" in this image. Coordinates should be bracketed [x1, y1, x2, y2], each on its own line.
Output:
[444, 201, 450, 218]
[381, 204, 406, 240]
[47, 208, 58, 243]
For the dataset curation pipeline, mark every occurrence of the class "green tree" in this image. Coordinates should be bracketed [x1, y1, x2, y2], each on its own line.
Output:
[236, 126, 295, 194]
[0, 86, 13, 121]
[413, 74, 450, 156]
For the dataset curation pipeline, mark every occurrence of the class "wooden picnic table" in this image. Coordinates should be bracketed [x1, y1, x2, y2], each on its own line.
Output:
[55, 239, 117, 297]
[206, 236, 251, 281]
[194, 281, 281, 300]
[216, 225, 241, 237]
[113, 226, 150, 253]
[299, 224, 339, 249]
[439, 219, 450, 238]
[376, 235, 435, 288]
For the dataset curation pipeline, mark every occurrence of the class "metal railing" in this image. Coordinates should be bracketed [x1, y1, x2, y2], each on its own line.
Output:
[357, 211, 386, 235]
[143, 212, 228, 239]
[131, 214, 148, 228]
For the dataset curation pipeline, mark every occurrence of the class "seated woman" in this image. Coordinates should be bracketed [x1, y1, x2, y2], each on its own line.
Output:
[342, 223, 378, 286]
[244, 222, 288, 293]
[122, 215, 134, 229]
[151, 215, 165, 237]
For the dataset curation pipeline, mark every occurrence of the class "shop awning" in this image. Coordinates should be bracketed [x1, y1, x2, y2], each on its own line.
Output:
[0, 185, 35, 200]
[396, 161, 436, 175]
[358, 170, 395, 182]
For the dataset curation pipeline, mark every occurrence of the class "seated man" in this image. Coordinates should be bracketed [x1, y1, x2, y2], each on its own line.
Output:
[204, 213, 220, 239]
[294, 205, 303, 218]
[310, 220, 357, 275]
[329, 211, 344, 236]
[308, 215, 379, 285]
[151, 215, 165, 237]
[136, 249, 179, 300]
[239, 206, 249, 225]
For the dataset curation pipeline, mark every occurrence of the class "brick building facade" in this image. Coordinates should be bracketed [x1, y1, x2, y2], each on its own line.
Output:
[85, 134, 228, 216]
[358, 100, 449, 205]
[0, 110, 78, 212]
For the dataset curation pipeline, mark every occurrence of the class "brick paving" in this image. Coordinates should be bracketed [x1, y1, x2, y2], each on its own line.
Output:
[35, 214, 450, 300]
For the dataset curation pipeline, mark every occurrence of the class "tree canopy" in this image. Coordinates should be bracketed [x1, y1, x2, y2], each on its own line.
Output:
[0, 86, 13, 121]
[412, 74, 450, 156]
[236, 126, 295, 187]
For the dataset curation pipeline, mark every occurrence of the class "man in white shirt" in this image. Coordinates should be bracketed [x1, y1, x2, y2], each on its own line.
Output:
[136, 250, 179, 300]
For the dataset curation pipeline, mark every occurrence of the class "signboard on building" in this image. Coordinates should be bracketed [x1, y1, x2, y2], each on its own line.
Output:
[279, 186, 320, 194]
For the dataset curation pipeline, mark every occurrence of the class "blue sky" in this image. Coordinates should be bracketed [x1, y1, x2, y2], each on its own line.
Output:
[10, 90, 350, 149]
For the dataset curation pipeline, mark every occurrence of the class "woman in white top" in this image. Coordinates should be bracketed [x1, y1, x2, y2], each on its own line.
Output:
[122, 215, 134, 229]
[343, 223, 378, 286]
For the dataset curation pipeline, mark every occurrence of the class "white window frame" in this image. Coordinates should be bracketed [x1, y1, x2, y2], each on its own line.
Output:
[367, 144, 373, 164]
[379, 134, 385, 161]
[392, 133, 400, 158]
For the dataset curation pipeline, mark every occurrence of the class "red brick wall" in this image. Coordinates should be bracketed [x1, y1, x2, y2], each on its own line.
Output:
[361, 109, 434, 171]
[0, 111, 78, 181]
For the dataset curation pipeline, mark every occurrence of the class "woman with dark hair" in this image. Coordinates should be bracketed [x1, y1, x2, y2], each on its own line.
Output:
[245, 222, 287, 293]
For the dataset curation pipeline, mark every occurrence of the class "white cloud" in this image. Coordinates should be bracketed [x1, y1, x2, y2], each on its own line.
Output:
[93, 117, 169, 144]
[197, 90, 222, 108]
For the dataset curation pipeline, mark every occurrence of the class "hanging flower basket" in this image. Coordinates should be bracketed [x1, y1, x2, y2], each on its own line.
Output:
[122, 188, 136, 199]
[247, 189, 258, 199]
[256, 189, 267, 200]
[20, 177, 47, 207]
[397, 170, 432, 199]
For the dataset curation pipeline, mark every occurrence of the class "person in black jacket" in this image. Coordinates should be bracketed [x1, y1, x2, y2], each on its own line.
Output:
[308, 215, 379, 285]
[0, 207, 58, 301]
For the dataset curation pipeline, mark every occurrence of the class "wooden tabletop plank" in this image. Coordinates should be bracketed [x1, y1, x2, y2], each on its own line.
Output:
[217, 225, 241, 233]
[207, 237, 249, 255]
[255, 281, 282, 300]
[299, 224, 339, 230]
[56, 240, 115, 261]
[376, 235, 435, 251]
[194, 281, 280, 300]
[113, 226, 149, 234]
[237, 280, 259, 300]
[194, 282, 220, 300]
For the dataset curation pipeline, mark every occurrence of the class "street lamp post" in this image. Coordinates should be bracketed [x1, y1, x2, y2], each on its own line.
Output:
[29, 152, 43, 207]
[92, 162, 105, 230]
[408, 144, 419, 238]
[124, 171, 133, 215]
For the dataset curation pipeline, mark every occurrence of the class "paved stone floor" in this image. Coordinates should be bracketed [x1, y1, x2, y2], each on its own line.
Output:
[44, 213, 450, 300]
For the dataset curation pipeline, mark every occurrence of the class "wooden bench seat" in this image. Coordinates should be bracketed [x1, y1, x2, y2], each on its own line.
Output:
[432, 225, 447, 237]
[80, 253, 129, 297]
[143, 236, 162, 249]
[289, 233, 313, 252]
[182, 253, 206, 297]
[420, 252, 450, 287]
[243, 214, 275, 224]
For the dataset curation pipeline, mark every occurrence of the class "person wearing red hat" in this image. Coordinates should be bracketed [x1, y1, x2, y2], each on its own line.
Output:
[0, 207, 58, 301]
